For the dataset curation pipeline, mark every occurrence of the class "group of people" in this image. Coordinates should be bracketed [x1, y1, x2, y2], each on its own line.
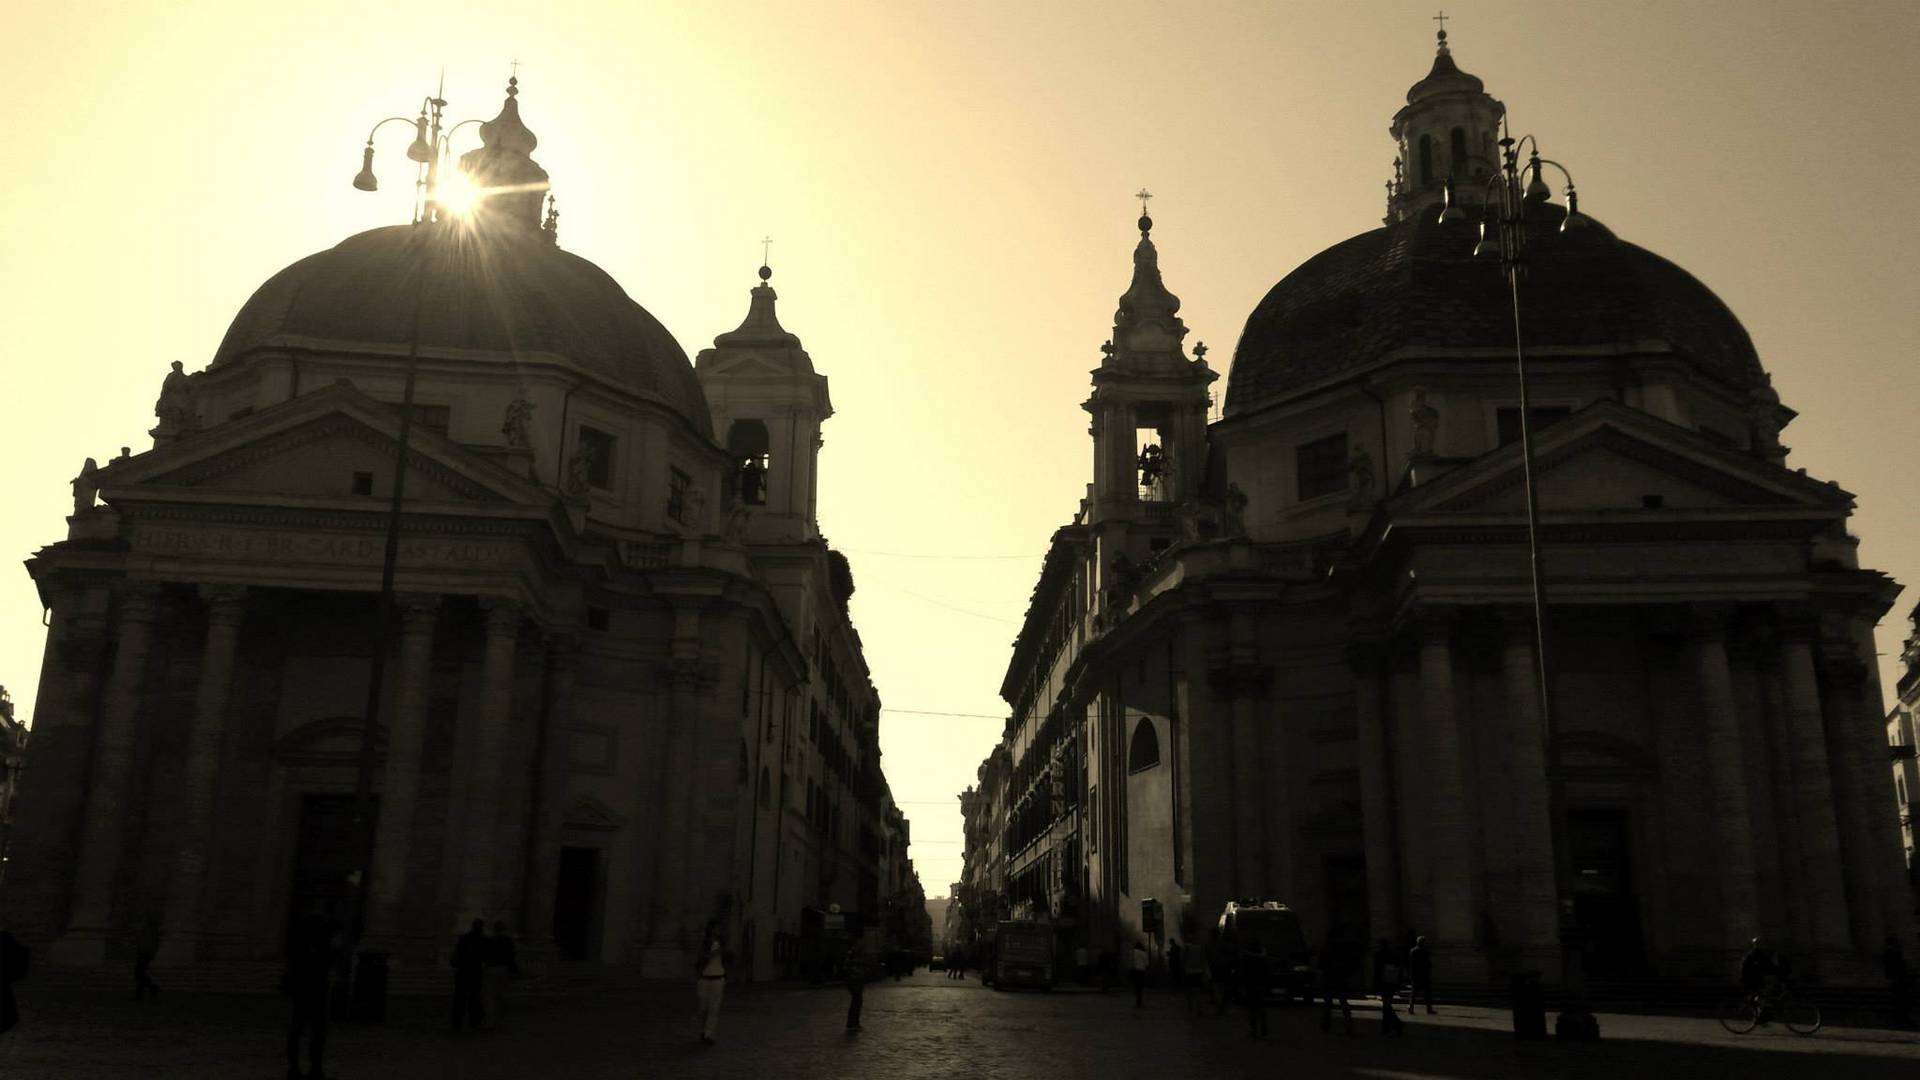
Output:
[1132, 931, 1436, 1040]
[449, 919, 522, 1032]
[692, 922, 887, 1045]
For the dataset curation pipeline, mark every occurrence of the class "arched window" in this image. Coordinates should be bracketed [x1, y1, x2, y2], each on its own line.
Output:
[1128, 718, 1160, 773]
[1449, 127, 1468, 177]
[1418, 134, 1434, 186]
[726, 420, 772, 506]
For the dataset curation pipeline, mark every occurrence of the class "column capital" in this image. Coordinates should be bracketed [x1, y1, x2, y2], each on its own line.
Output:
[1816, 637, 1870, 689]
[1411, 604, 1459, 645]
[1775, 602, 1821, 643]
[396, 592, 441, 632]
[479, 596, 524, 637]
[198, 584, 248, 625]
[544, 629, 581, 665]
[1490, 604, 1542, 639]
[1686, 601, 1739, 641]
[1344, 639, 1389, 675]
[115, 582, 162, 623]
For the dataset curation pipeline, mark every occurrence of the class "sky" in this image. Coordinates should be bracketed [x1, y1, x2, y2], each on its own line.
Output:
[2, 0, 1918, 899]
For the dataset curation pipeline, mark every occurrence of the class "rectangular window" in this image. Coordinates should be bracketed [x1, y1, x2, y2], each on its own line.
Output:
[577, 426, 616, 490]
[351, 471, 374, 496]
[1295, 432, 1349, 501]
[666, 467, 691, 522]
[1495, 406, 1571, 447]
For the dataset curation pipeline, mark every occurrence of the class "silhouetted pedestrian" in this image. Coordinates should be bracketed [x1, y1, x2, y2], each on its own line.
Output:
[845, 941, 871, 1031]
[1239, 941, 1271, 1039]
[1373, 937, 1404, 1037]
[482, 921, 519, 1030]
[1885, 935, 1913, 1028]
[1319, 943, 1355, 1035]
[283, 902, 339, 1080]
[450, 919, 486, 1031]
[132, 911, 160, 1000]
[694, 922, 730, 1045]
[1130, 941, 1149, 1007]
[1408, 935, 1434, 1014]
[0, 926, 27, 1034]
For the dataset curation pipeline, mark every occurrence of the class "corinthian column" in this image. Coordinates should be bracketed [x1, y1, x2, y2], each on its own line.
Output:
[1777, 613, 1852, 958]
[367, 593, 440, 942]
[521, 632, 578, 959]
[158, 585, 248, 963]
[1415, 607, 1475, 949]
[456, 597, 522, 926]
[57, 584, 160, 964]
[1692, 604, 1759, 950]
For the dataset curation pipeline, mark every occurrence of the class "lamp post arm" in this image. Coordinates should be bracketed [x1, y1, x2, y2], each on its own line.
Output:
[1532, 158, 1577, 190]
[363, 116, 421, 145]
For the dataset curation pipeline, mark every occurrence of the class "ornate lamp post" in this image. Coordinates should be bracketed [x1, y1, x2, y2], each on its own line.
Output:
[339, 83, 492, 1020]
[1443, 126, 1599, 1041]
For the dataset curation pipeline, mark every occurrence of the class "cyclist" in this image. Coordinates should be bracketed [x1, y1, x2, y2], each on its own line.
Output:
[1740, 938, 1782, 1022]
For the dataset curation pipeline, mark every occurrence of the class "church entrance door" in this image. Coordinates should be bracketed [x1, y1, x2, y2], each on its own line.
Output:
[1567, 808, 1646, 977]
[553, 846, 601, 962]
[285, 794, 369, 943]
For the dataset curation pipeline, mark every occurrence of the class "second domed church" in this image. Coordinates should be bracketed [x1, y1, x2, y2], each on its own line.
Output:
[966, 31, 1904, 986]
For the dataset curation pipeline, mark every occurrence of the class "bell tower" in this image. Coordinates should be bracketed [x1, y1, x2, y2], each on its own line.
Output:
[1082, 198, 1216, 525]
[1385, 24, 1506, 223]
[695, 259, 832, 543]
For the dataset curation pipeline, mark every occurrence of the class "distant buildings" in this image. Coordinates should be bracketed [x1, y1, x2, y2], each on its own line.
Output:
[8, 81, 921, 982]
[0, 689, 26, 886]
[1889, 603, 1920, 903]
[958, 32, 1908, 985]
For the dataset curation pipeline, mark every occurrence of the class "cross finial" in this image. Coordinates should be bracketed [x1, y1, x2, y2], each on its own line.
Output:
[511, 59, 521, 79]
[761, 235, 773, 264]
[1136, 188, 1153, 216]
[1432, 10, 1448, 42]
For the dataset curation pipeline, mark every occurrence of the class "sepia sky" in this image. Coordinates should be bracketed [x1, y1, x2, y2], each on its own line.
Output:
[3, 0, 1917, 898]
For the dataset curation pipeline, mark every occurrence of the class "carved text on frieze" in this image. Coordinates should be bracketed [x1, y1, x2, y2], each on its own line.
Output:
[132, 526, 515, 567]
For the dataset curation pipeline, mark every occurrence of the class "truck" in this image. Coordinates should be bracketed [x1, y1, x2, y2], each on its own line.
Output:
[987, 920, 1055, 990]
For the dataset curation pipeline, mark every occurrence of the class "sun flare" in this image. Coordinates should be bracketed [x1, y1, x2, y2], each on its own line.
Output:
[437, 170, 481, 219]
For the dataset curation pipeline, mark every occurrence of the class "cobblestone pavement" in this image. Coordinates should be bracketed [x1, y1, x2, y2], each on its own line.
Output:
[5, 970, 1920, 1079]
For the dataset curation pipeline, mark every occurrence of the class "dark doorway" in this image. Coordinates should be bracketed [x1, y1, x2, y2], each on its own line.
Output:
[1567, 808, 1646, 977]
[286, 794, 367, 945]
[553, 846, 601, 962]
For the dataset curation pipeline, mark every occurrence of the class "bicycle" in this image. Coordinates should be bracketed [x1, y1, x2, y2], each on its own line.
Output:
[1718, 982, 1822, 1035]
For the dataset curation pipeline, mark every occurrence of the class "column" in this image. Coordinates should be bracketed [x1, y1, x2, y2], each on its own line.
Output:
[158, 585, 248, 962]
[1415, 608, 1475, 948]
[1692, 605, 1760, 948]
[648, 607, 705, 965]
[521, 631, 578, 958]
[1815, 634, 1891, 952]
[456, 597, 521, 925]
[1495, 607, 1562, 971]
[1777, 614, 1853, 957]
[366, 593, 440, 942]
[58, 584, 159, 962]
[1347, 640, 1400, 945]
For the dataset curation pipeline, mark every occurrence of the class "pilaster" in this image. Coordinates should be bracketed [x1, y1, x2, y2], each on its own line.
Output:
[1775, 608, 1853, 962]
[1690, 603, 1760, 953]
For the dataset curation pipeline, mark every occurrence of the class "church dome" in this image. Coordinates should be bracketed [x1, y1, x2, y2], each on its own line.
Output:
[211, 223, 711, 437]
[1224, 203, 1768, 417]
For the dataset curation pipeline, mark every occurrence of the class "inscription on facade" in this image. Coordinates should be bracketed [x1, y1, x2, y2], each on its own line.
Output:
[133, 526, 515, 567]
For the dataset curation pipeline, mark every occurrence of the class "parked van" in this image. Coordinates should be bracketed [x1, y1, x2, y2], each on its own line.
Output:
[1217, 901, 1315, 1001]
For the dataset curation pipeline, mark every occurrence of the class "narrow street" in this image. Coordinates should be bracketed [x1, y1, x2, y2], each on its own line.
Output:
[5, 970, 1920, 1079]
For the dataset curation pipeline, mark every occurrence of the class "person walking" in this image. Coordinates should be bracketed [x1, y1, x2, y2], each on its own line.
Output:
[1319, 942, 1355, 1035]
[450, 919, 487, 1031]
[1373, 938, 1405, 1037]
[132, 911, 161, 1000]
[0, 924, 27, 1035]
[481, 921, 520, 1031]
[1239, 941, 1271, 1039]
[694, 922, 730, 1045]
[1130, 940, 1150, 1007]
[844, 940, 871, 1031]
[1408, 935, 1435, 1015]
[1885, 935, 1915, 1028]
[283, 902, 340, 1080]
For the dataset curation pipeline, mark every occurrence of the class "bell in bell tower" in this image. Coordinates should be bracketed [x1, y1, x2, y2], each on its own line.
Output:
[1385, 21, 1507, 224]
[694, 257, 832, 543]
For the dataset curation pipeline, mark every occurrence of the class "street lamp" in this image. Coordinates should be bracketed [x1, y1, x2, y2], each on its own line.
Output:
[1447, 124, 1599, 1041]
[340, 81, 493, 1021]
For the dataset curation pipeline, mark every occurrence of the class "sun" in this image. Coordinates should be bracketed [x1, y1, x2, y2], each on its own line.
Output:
[437, 169, 481, 219]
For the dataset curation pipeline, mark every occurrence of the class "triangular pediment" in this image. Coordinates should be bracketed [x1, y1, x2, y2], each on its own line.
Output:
[1397, 401, 1851, 516]
[95, 381, 552, 510]
[562, 794, 625, 830]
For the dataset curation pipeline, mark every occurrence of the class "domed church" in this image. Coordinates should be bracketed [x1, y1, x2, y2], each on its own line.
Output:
[11, 80, 921, 983]
[977, 31, 1906, 986]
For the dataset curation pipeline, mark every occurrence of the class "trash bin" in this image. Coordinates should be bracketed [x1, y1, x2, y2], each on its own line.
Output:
[1510, 971, 1547, 1040]
[351, 950, 388, 1023]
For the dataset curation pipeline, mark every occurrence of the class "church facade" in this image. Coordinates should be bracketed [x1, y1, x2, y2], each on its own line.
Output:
[961, 34, 1907, 985]
[7, 82, 921, 982]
